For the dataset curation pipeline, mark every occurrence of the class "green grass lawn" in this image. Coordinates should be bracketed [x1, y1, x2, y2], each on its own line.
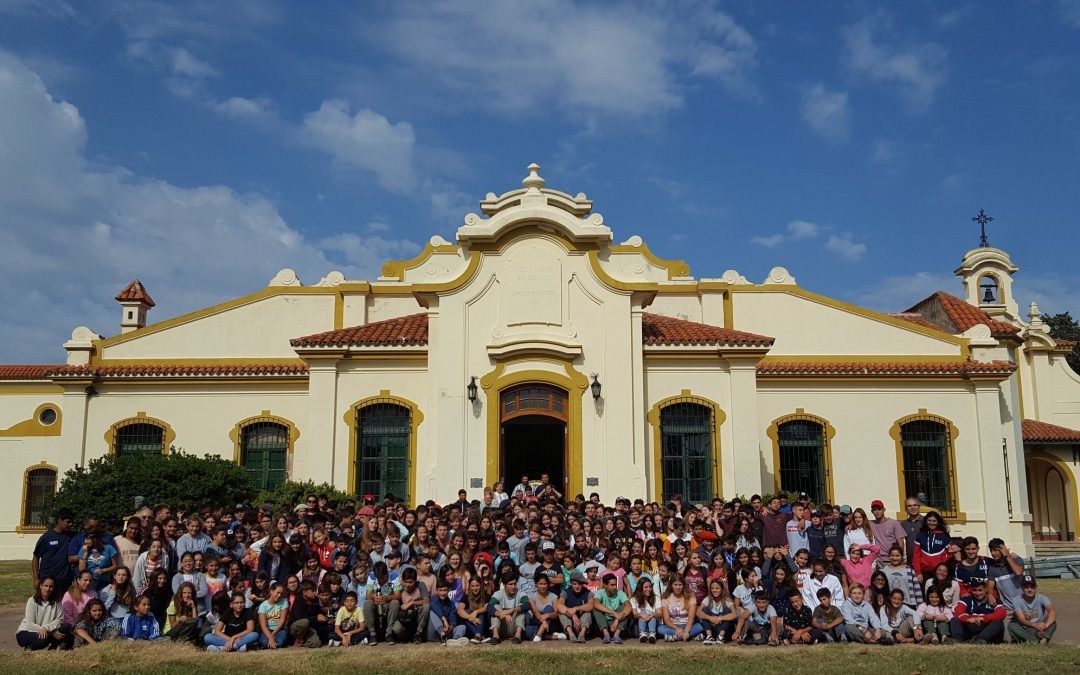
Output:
[5, 641, 1080, 674]
[0, 560, 30, 606]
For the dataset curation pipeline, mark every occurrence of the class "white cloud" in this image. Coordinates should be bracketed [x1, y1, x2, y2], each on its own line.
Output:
[0, 51, 417, 363]
[941, 172, 969, 192]
[851, 272, 955, 311]
[800, 84, 850, 141]
[301, 99, 417, 193]
[377, 1, 757, 117]
[825, 233, 868, 261]
[750, 220, 820, 247]
[843, 15, 947, 111]
[169, 46, 218, 78]
[212, 95, 273, 120]
[366, 222, 391, 233]
[871, 139, 899, 164]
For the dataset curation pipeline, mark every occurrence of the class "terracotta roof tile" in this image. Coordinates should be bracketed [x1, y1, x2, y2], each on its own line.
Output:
[887, 313, 949, 332]
[0, 365, 63, 380]
[1055, 338, 1077, 350]
[291, 313, 430, 348]
[756, 359, 1017, 377]
[905, 291, 1018, 337]
[641, 313, 774, 347]
[47, 364, 308, 378]
[115, 279, 155, 307]
[1023, 419, 1080, 444]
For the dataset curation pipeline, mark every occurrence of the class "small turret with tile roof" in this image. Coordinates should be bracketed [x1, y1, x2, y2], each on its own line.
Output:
[115, 279, 155, 334]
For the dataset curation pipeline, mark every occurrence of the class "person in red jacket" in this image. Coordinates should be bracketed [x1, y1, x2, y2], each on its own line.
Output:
[949, 579, 1005, 644]
[911, 511, 950, 580]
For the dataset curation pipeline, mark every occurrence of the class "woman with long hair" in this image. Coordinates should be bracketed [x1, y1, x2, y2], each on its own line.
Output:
[164, 581, 200, 642]
[867, 570, 890, 615]
[257, 533, 289, 584]
[912, 511, 950, 580]
[101, 566, 136, 619]
[62, 570, 97, 629]
[630, 577, 659, 642]
[16, 577, 66, 650]
[133, 538, 167, 594]
[923, 562, 961, 609]
[843, 508, 875, 558]
[658, 576, 703, 641]
[146, 568, 173, 629]
[697, 577, 739, 644]
[456, 576, 490, 644]
[73, 598, 121, 646]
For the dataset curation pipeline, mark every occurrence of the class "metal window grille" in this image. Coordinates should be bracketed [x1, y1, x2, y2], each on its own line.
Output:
[660, 401, 715, 504]
[357, 402, 411, 503]
[242, 421, 289, 491]
[900, 418, 956, 516]
[24, 468, 57, 527]
[777, 418, 828, 503]
[115, 422, 165, 456]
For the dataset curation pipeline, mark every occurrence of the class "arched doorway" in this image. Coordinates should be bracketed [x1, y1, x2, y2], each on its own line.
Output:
[1026, 455, 1076, 541]
[500, 384, 567, 496]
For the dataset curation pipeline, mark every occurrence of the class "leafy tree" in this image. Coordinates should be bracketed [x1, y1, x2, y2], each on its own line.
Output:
[254, 480, 351, 512]
[1044, 311, 1080, 374]
[51, 449, 256, 529]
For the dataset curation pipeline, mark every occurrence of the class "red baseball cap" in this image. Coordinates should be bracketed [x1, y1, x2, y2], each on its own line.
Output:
[870, 500, 885, 509]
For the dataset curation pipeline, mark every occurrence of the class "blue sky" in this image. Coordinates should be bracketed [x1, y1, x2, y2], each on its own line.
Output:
[1, 0, 1079, 363]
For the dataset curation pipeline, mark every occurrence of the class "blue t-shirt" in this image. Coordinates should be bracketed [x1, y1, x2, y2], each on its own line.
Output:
[34, 530, 72, 581]
[82, 545, 118, 579]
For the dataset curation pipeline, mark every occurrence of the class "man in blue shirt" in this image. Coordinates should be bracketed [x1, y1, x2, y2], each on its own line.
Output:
[32, 509, 76, 595]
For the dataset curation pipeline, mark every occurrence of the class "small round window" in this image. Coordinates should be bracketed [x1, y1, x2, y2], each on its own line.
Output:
[38, 407, 58, 426]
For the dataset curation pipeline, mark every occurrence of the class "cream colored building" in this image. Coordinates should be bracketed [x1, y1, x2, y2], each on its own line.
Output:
[2, 164, 1079, 559]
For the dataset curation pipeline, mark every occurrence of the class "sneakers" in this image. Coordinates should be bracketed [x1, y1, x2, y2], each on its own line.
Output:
[942, 636, 954, 645]
[553, 632, 567, 641]
[206, 645, 223, 653]
[703, 636, 715, 645]
[386, 637, 397, 646]
[470, 636, 481, 645]
[510, 636, 521, 644]
[664, 634, 675, 642]
[328, 639, 341, 647]
[839, 633, 849, 644]
[481, 636, 493, 644]
[639, 634, 648, 643]
[694, 633, 705, 641]
[612, 636, 623, 645]
[920, 634, 934, 645]
[602, 636, 611, 644]
[717, 635, 725, 644]
[930, 635, 940, 644]
[533, 635, 543, 643]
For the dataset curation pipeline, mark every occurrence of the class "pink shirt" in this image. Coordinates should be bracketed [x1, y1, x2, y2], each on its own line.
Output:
[62, 589, 97, 625]
[840, 545, 880, 589]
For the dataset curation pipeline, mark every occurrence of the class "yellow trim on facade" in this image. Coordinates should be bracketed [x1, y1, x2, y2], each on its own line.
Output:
[104, 412, 177, 455]
[0, 402, 63, 437]
[333, 291, 345, 330]
[646, 390, 726, 503]
[586, 250, 660, 292]
[889, 409, 962, 519]
[228, 410, 301, 467]
[480, 358, 590, 499]
[1025, 452, 1080, 542]
[380, 241, 462, 280]
[609, 240, 691, 279]
[16, 461, 59, 534]
[728, 285, 969, 351]
[343, 391, 424, 506]
[766, 409, 836, 502]
[0, 386, 64, 394]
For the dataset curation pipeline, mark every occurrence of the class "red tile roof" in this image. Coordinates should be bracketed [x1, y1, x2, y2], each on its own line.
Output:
[1055, 338, 1077, 350]
[0, 365, 62, 380]
[115, 279, 155, 307]
[905, 291, 1018, 338]
[641, 313, 774, 347]
[47, 364, 308, 378]
[291, 313, 430, 348]
[756, 359, 1017, 377]
[1023, 419, 1080, 444]
[887, 313, 949, 332]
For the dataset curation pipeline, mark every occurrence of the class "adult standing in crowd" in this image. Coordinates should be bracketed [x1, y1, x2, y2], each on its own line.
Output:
[868, 500, 906, 566]
[900, 497, 923, 563]
[32, 510, 77, 596]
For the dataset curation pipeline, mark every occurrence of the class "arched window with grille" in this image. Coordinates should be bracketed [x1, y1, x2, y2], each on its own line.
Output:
[658, 402, 716, 504]
[22, 464, 58, 529]
[772, 414, 833, 504]
[241, 421, 289, 490]
[895, 413, 958, 517]
[356, 403, 412, 503]
[112, 418, 168, 456]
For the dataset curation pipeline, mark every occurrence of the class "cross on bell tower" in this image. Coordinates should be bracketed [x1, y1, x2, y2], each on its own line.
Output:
[972, 208, 993, 248]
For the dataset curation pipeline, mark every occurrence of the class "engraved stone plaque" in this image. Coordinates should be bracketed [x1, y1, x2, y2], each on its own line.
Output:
[502, 244, 562, 326]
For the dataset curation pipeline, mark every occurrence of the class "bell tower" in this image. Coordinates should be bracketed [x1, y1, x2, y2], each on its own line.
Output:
[954, 209, 1019, 320]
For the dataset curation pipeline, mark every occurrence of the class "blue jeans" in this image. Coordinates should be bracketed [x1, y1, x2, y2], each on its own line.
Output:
[204, 632, 259, 650]
[698, 619, 734, 639]
[259, 630, 288, 647]
[427, 621, 466, 642]
[657, 623, 703, 640]
[638, 617, 657, 634]
[462, 615, 488, 638]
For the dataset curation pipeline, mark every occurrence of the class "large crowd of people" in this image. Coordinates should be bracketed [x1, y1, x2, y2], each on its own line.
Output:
[19, 472, 1059, 652]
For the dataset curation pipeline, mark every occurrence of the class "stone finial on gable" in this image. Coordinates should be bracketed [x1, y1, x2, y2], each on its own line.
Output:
[522, 162, 545, 190]
[268, 268, 303, 287]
